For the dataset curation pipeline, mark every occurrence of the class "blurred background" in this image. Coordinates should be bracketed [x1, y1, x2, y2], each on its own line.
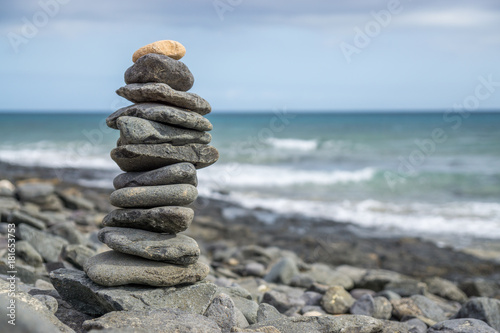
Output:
[1, 0, 499, 246]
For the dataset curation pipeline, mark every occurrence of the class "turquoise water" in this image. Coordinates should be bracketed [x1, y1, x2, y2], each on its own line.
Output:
[1, 111, 499, 238]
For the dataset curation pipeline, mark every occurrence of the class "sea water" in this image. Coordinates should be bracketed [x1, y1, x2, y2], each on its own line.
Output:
[1, 111, 499, 240]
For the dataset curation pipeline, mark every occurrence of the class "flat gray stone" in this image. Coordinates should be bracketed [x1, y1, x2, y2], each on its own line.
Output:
[98, 227, 200, 265]
[125, 53, 194, 92]
[113, 163, 197, 189]
[84, 251, 209, 287]
[8, 210, 46, 230]
[61, 244, 96, 270]
[308, 263, 354, 290]
[264, 257, 299, 285]
[16, 240, 44, 266]
[107, 103, 213, 131]
[83, 308, 221, 333]
[111, 143, 219, 172]
[18, 223, 68, 262]
[50, 269, 218, 316]
[425, 277, 468, 303]
[116, 83, 211, 115]
[102, 206, 193, 233]
[110, 184, 198, 208]
[117, 116, 211, 145]
[17, 183, 55, 203]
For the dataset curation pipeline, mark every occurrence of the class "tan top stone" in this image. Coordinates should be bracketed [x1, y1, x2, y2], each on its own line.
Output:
[132, 40, 186, 62]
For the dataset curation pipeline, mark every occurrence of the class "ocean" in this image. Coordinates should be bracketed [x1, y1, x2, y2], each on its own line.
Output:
[1, 111, 499, 241]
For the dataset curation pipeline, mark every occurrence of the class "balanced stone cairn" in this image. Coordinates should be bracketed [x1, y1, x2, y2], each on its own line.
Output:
[84, 40, 219, 287]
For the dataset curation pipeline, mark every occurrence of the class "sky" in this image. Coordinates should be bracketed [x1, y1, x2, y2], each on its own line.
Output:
[1, 0, 499, 112]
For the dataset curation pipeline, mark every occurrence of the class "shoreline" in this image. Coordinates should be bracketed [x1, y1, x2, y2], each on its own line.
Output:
[1, 162, 499, 283]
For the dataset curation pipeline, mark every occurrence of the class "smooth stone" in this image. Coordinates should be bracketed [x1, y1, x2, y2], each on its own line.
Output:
[0, 197, 20, 210]
[358, 269, 405, 291]
[264, 257, 299, 285]
[8, 210, 46, 230]
[98, 227, 200, 265]
[384, 278, 427, 297]
[116, 83, 211, 115]
[429, 318, 498, 333]
[84, 251, 209, 287]
[0, 179, 15, 197]
[125, 53, 194, 92]
[349, 294, 392, 320]
[33, 294, 58, 314]
[205, 293, 237, 333]
[460, 278, 500, 298]
[83, 308, 221, 333]
[17, 182, 55, 203]
[18, 223, 68, 262]
[456, 297, 500, 331]
[107, 103, 213, 131]
[0, 259, 39, 284]
[217, 287, 259, 325]
[321, 286, 355, 315]
[307, 263, 354, 290]
[61, 244, 96, 270]
[50, 269, 218, 316]
[110, 184, 198, 208]
[246, 315, 383, 333]
[117, 116, 211, 145]
[114, 163, 197, 189]
[111, 143, 219, 172]
[16, 240, 44, 266]
[102, 206, 193, 234]
[256, 303, 283, 323]
[132, 40, 186, 62]
[425, 277, 468, 303]
[49, 222, 86, 245]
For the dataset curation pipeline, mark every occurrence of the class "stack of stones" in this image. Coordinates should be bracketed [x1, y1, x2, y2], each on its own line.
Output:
[84, 40, 219, 287]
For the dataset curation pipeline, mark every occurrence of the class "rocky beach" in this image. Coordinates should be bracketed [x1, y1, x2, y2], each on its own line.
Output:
[1, 39, 500, 333]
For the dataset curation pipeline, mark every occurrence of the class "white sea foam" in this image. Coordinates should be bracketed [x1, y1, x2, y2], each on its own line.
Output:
[200, 189, 500, 240]
[265, 138, 318, 151]
[197, 164, 376, 188]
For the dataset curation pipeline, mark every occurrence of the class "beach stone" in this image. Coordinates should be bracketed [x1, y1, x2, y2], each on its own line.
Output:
[83, 308, 221, 333]
[410, 295, 448, 322]
[17, 182, 54, 203]
[404, 318, 427, 333]
[0, 179, 15, 197]
[321, 286, 355, 314]
[205, 293, 237, 333]
[350, 288, 376, 300]
[384, 279, 427, 297]
[114, 163, 198, 189]
[218, 287, 259, 325]
[308, 263, 354, 290]
[379, 321, 411, 333]
[132, 40, 186, 62]
[33, 294, 58, 314]
[117, 116, 211, 145]
[0, 280, 74, 333]
[0, 259, 39, 284]
[247, 315, 383, 333]
[49, 222, 86, 245]
[426, 277, 468, 303]
[18, 223, 68, 262]
[460, 279, 500, 298]
[98, 227, 200, 265]
[107, 103, 213, 131]
[8, 210, 46, 230]
[61, 244, 96, 270]
[84, 251, 209, 287]
[301, 291, 323, 306]
[110, 184, 198, 208]
[102, 206, 193, 234]
[349, 294, 392, 320]
[50, 269, 218, 316]
[257, 303, 282, 323]
[111, 143, 219, 172]
[358, 269, 404, 291]
[429, 318, 498, 333]
[57, 191, 95, 211]
[125, 53, 194, 91]
[0, 197, 20, 210]
[289, 273, 314, 288]
[456, 297, 500, 331]
[15, 240, 44, 266]
[391, 296, 448, 324]
[116, 83, 211, 115]
[375, 290, 401, 301]
[264, 257, 299, 285]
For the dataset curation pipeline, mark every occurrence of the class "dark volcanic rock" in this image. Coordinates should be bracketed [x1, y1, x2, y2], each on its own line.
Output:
[113, 163, 198, 189]
[110, 184, 198, 208]
[125, 53, 195, 92]
[455, 297, 500, 331]
[98, 227, 200, 265]
[107, 103, 213, 131]
[116, 83, 211, 115]
[117, 116, 211, 145]
[111, 143, 219, 172]
[102, 206, 193, 234]
[83, 308, 221, 333]
[50, 269, 218, 316]
[84, 251, 209, 287]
